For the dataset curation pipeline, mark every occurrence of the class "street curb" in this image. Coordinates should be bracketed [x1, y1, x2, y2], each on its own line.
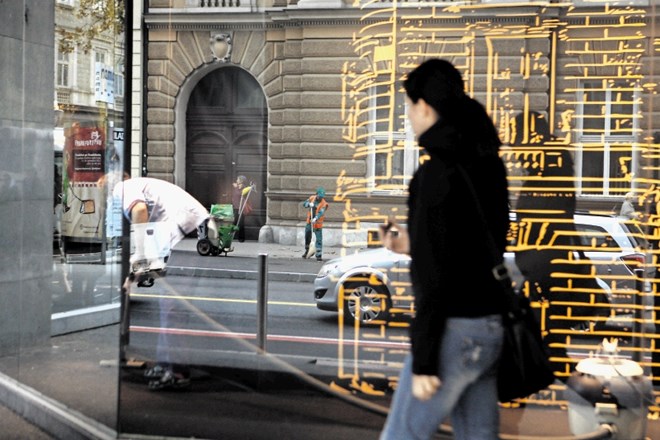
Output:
[51, 304, 120, 337]
[0, 370, 116, 440]
[166, 266, 317, 283]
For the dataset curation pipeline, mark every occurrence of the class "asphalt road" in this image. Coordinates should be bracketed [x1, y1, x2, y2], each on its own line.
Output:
[126, 275, 408, 375]
[120, 274, 404, 439]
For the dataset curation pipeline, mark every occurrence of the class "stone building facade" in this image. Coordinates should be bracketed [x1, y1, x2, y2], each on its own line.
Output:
[139, 0, 660, 247]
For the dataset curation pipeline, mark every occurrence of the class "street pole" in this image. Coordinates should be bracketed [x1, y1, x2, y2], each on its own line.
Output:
[632, 268, 644, 363]
[98, 100, 108, 265]
[119, 0, 134, 363]
[257, 253, 269, 352]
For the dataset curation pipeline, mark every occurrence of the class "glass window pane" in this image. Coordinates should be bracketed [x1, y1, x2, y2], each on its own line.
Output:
[580, 149, 604, 190]
[582, 88, 606, 132]
[609, 90, 635, 135]
[575, 224, 616, 249]
[6, 1, 660, 438]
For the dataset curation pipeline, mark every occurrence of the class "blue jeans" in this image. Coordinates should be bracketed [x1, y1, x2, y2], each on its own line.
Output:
[380, 315, 504, 440]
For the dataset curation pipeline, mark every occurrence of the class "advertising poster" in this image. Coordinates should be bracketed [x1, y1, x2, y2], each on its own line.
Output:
[94, 62, 115, 105]
[105, 127, 124, 238]
[60, 123, 106, 241]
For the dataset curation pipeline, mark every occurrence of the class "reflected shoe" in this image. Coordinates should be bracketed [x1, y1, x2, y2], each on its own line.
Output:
[136, 274, 155, 288]
[148, 370, 191, 391]
[143, 365, 167, 379]
[131, 259, 151, 275]
[316, 256, 322, 261]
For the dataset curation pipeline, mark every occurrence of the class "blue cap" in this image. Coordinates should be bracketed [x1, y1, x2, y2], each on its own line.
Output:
[316, 187, 326, 198]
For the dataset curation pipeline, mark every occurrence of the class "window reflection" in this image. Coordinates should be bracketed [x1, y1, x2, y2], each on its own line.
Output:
[3, 0, 658, 438]
[338, 0, 658, 416]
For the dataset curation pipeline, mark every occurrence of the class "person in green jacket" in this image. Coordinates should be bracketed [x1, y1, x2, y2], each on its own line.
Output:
[302, 187, 329, 261]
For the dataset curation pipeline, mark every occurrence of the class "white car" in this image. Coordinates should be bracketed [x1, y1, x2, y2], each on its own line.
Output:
[314, 247, 411, 324]
[314, 213, 649, 325]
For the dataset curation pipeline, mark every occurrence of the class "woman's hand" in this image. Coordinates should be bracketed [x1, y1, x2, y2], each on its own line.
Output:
[379, 219, 410, 255]
[412, 374, 442, 401]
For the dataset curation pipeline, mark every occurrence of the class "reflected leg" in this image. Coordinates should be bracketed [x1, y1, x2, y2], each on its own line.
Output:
[148, 293, 190, 390]
[314, 228, 323, 259]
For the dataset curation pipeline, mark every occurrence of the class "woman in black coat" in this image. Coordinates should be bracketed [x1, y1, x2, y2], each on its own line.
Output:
[380, 59, 509, 440]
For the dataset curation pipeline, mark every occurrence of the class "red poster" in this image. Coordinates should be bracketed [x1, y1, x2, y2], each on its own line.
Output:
[65, 125, 106, 183]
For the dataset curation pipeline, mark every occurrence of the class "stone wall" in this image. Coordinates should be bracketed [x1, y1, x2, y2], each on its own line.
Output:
[0, 0, 54, 359]
[145, 20, 367, 245]
[144, 4, 660, 246]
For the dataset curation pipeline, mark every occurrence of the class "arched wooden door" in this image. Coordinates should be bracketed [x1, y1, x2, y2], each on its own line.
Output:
[186, 66, 267, 240]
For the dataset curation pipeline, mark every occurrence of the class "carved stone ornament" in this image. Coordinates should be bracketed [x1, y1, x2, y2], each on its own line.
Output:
[210, 33, 232, 62]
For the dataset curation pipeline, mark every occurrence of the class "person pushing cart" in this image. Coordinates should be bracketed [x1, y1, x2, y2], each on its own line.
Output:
[196, 176, 255, 256]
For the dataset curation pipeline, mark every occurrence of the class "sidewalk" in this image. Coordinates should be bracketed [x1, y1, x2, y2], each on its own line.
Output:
[0, 404, 55, 439]
[166, 238, 355, 282]
[173, 237, 349, 259]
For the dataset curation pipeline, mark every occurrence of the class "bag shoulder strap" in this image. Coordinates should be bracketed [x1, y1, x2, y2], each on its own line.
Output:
[454, 165, 506, 274]
[455, 164, 518, 310]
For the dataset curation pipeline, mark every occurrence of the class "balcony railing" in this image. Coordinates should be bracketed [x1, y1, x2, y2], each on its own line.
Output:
[198, 0, 243, 6]
[56, 89, 71, 105]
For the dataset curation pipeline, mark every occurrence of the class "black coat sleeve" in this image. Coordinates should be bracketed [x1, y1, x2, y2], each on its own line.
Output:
[408, 163, 452, 375]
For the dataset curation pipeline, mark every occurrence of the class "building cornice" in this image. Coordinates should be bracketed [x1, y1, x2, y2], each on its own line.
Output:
[145, 11, 279, 29]
[144, 4, 652, 31]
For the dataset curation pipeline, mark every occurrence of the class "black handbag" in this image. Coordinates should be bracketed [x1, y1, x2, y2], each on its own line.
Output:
[495, 275, 556, 402]
[456, 165, 555, 402]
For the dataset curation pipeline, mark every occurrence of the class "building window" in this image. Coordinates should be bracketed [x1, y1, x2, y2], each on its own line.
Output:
[367, 82, 417, 193]
[115, 58, 124, 98]
[56, 49, 70, 87]
[94, 50, 107, 86]
[92, 50, 112, 103]
[575, 79, 640, 196]
[95, 50, 107, 66]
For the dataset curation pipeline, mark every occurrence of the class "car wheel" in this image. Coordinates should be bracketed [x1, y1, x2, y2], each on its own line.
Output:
[342, 281, 390, 324]
[197, 239, 212, 256]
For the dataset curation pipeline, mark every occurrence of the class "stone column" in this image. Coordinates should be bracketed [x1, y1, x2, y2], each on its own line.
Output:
[0, 1, 54, 359]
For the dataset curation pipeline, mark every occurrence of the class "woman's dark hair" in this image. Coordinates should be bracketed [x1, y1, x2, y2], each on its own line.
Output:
[403, 58, 501, 157]
[403, 59, 465, 114]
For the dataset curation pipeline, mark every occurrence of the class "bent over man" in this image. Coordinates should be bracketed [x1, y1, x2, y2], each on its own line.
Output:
[108, 176, 211, 391]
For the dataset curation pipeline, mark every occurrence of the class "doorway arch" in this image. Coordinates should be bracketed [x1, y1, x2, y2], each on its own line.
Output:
[185, 65, 267, 240]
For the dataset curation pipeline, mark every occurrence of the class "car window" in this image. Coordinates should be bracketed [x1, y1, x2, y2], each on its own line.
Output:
[506, 214, 642, 252]
[621, 220, 649, 249]
[575, 224, 618, 249]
